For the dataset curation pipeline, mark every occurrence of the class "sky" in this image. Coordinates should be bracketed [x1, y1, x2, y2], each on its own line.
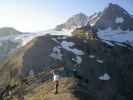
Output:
[0, 0, 132, 32]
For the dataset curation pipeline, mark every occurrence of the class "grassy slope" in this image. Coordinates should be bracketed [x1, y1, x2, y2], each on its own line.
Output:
[0, 38, 38, 95]
[11, 77, 79, 100]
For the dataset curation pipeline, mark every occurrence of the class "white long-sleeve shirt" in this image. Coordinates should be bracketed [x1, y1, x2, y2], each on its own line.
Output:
[53, 74, 59, 81]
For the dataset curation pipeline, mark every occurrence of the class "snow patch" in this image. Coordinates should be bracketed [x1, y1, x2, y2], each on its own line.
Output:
[72, 48, 85, 56]
[96, 59, 104, 64]
[102, 40, 114, 46]
[115, 17, 124, 24]
[61, 41, 75, 50]
[50, 46, 63, 61]
[60, 40, 84, 65]
[89, 55, 95, 59]
[51, 38, 59, 43]
[60, 41, 84, 55]
[89, 13, 101, 26]
[115, 42, 127, 47]
[72, 56, 82, 64]
[98, 73, 111, 80]
[53, 46, 61, 52]
[97, 27, 133, 46]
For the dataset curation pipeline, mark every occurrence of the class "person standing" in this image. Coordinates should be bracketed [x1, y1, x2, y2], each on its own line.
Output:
[52, 71, 59, 94]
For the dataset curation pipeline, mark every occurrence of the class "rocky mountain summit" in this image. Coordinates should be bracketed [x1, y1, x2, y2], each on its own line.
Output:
[55, 13, 88, 31]
[90, 3, 133, 30]
[55, 3, 133, 33]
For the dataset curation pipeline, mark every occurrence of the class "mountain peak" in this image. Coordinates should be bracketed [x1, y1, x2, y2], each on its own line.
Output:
[55, 13, 88, 31]
[73, 12, 87, 17]
[89, 3, 133, 30]
[105, 3, 129, 15]
[108, 3, 120, 7]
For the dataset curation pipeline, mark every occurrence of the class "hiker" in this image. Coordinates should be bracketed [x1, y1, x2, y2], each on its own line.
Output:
[52, 71, 59, 94]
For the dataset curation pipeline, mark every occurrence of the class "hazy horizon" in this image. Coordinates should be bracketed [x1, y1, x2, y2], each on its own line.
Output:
[0, 0, 133, 32]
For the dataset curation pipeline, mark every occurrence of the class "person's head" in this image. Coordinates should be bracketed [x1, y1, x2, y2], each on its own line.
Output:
[53, 70, 59, 75]
[52, 70, 56, 75]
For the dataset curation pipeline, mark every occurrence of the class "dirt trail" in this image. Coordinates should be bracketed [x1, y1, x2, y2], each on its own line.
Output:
[44, 92, 78, 100]
[24, 78, 79, 100]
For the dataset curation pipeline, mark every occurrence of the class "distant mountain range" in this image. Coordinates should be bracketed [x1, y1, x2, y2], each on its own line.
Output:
[0, 27, 22, 37]
[55, 3, 133, 46]
[0, 27, 38, 59]
[0, 27, 22, 59]
[55, 3, 133, 32]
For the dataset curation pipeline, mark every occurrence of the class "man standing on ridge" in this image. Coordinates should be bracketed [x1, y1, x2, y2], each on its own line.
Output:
[52, 71, 59, 94]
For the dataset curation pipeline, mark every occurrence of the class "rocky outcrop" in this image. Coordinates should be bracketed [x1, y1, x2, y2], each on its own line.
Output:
[90, 3, 133, 30]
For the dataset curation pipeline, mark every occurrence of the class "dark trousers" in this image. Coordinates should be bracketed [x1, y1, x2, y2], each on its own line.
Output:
[54, 80, 59, 93]
[55, 84, 58, 93]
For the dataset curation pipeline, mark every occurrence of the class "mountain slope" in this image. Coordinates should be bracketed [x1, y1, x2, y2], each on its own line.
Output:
[0, 27, 23, 59]
[90, 3, 133, 30]
[1, 34, 133, 100]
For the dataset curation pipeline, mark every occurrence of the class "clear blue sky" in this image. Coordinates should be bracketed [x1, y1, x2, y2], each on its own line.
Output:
[0, 0, 132, 32]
